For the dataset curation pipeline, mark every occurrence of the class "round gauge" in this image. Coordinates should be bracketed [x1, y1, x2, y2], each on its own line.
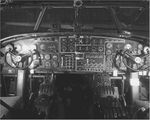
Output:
[45, 62, 51, 67]
[52, 61, 58, 68]
[98, 47, 103, 52]
[52, 54, 58, 60]
[40, 44, 45, 50]
[124, 44, 132, 50]
[106, 43, 112, 48]
[106, 50, 112, 55]
[135, 57, 142, 64]
[5, 44, 13, 52]
[45, 54, 51, 60]
[14, 44, 22, 51]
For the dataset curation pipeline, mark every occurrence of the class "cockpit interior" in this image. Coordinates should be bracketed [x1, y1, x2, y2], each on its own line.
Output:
[0, 0, 149, 119]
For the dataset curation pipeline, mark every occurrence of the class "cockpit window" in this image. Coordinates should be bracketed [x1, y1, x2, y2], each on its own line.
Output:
[116, 7, 149, 26]
[0, 2, 149, 38]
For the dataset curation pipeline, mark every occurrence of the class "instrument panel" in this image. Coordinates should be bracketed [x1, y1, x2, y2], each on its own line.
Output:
[2, 34, 149, 74]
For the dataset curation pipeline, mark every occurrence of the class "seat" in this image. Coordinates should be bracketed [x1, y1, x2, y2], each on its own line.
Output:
[0, 96, 23, 118]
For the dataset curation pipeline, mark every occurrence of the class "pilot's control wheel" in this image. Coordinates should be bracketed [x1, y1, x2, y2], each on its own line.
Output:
[5, 50, 33, 69]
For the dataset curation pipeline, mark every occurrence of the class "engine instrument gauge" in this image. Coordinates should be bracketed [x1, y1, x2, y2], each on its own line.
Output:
[40, 44, 45, 50]
[106, 43, 112, 48]
[52, 54, 58, 60]
[45, 54, 51, 60]
[45, 62, 51, 67]
[106, 50, 112, 55]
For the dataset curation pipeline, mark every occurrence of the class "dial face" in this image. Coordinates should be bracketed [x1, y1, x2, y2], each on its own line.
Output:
[45, 61, 51, 67]
[135, 57, 142, 64]
[52, 54, 58, 60]
[106, 43, 112, 48]
[106, 50, 112, 55]
[45, 54, 51, 60]
[40, 44, 45, 50]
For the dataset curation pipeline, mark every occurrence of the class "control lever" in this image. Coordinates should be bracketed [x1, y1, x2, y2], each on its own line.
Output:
[38, 72, 55, 96]
[35, 72, 55, 118]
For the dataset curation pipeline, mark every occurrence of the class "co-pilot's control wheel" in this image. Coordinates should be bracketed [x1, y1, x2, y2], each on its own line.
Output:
[114, 49, 149, 72]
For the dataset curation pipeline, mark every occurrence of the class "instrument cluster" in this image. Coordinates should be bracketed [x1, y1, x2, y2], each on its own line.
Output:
[2, 34, 149, 74]
[37, 37, 60, 71]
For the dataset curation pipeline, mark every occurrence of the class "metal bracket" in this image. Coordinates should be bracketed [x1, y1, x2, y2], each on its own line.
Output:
[34, 6, 47, 31]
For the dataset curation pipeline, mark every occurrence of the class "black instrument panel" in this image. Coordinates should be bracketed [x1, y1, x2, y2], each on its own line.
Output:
[2, 34, 148, 74]
[34, 35, 143, 73]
